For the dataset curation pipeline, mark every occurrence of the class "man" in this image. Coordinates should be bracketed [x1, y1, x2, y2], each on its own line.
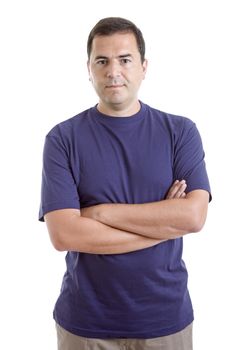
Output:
[39, 17, 211, 350]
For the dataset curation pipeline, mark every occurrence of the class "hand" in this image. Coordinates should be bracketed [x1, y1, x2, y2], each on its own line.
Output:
[166, 180, 187, 199]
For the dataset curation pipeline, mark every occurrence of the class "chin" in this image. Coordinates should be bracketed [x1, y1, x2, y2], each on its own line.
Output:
[106, 95, 126, 105]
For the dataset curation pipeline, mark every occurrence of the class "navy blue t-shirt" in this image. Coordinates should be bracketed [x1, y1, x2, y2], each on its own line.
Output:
[39, 102, 211, 338]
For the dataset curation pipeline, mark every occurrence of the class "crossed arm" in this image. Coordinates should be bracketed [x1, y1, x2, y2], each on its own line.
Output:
[45, 180, 209, 254]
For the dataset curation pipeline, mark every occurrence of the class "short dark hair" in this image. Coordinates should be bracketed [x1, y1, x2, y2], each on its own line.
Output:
[87, 17, 146, 63]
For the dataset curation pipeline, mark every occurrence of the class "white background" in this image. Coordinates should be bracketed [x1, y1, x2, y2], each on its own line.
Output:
[1, 0, 232, 349]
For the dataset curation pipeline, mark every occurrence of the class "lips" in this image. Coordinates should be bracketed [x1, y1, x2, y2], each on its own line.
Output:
[106, 85, 123, 88]
[105, 83, 125, 88]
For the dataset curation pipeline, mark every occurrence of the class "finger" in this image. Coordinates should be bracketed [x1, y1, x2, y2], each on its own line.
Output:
[174, 183, 187, 198]
[166, 180, 179, 199]
[166, 180, 186, 199]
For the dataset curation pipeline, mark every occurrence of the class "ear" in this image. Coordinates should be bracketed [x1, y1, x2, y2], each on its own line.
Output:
[87, 61, 92, 81]
[142, 59, 148, 79]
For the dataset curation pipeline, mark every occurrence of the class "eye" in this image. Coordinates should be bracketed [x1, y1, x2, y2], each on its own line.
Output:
[120, 58, 131, 65]
[96, 59, 107, 65]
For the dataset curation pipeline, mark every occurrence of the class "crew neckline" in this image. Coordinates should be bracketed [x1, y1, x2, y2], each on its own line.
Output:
[92, 101, 147, 125]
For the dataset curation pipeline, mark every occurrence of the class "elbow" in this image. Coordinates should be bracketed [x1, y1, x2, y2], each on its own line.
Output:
[188, 209, 207, 233]
[185, 189, 209, 234]
[53, 240, 66, 252]
[190, 220, 205, 233]
[49, 229, 67, 252]
[45, 209, 82, 252]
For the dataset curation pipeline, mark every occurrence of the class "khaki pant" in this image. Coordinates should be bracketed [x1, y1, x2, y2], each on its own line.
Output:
[56, 322, 193, 350]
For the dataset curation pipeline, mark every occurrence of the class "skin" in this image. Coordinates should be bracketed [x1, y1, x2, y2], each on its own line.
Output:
[87, 32, 147, 116]
[81, 189, 209, 241]
[45, 181, 189, 254]
[45, 32, 209, 254]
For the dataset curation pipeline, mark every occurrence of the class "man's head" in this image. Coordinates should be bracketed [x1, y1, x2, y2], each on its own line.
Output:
[87, 17, 148, 116]
[87, 17, 146, 64]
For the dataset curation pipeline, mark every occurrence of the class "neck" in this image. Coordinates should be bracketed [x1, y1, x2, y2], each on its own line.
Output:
[97, 100, 141, 117]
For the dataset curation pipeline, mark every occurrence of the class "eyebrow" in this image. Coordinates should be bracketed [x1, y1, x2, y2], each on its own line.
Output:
[94, 54, 133, 61]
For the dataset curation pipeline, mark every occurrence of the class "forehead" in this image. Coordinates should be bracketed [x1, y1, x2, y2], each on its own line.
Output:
[90, 32, 139, 58]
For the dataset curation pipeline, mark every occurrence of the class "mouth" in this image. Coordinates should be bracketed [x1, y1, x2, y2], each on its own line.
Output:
[105, 84, 125, 89]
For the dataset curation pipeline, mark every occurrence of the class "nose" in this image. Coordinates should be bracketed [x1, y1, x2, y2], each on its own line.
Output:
[106, 60, 121, 78]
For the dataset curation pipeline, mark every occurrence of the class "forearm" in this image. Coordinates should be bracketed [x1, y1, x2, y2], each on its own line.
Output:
[89, 201, 188, 240]
[65, 216, 163, 254]
[84, 191, 208, 240]
[45, 209, 164, 255]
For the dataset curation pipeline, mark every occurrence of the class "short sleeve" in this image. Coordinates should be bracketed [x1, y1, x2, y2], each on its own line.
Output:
[39, 130, 80, 222]
[173, 119, 211, 200]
